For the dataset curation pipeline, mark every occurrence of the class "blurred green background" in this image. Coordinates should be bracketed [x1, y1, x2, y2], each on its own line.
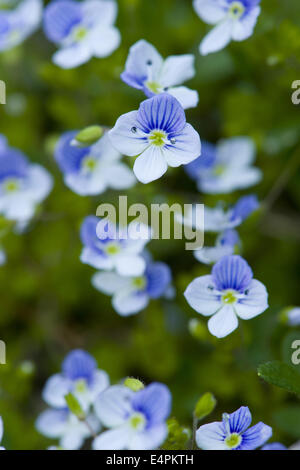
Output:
[0, 0, 300, 450]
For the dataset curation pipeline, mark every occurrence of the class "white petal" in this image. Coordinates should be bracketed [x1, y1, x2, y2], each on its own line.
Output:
[103, 162, 136, 189]
[194, 245, 234, 265]
[133, 146, 168, 183]
[208, 305, 239, 338]
[89, 370, 110, 401]
[196, 422, 227, 450]
[42, 374, 71, 408]
[92, 426, 130, 450]
[64, 173, 107, 196]
[60, 429, 85, 450]
[91, 271, 132, 295]
[129, 424, 168, 450]
[0, 417, 3, 442]
[193, 0, 227, 25]
[82, 0, 118, 26]
[217, 137, 256, 167]
[159, 55, 195, 88]
[184, 275, 221, 316]
[52, 45, 92, 69]
[163, 123, 201, 167]
[232, 7, 261, 41]
[109, 111, 149, 157]
[94, 385, 134, 427]
[89, 26, 121, 58]
[113, 291, 149, 316]
[114, 254, 146, 277]
[25, 165, 53, 201]
[204, 207, 238, 232]
[35, 409, 67, 438]
[200, 19, 233, 55]
[167, 86, 199, 109]
[235, 279, 268, 320]
[122, 39, 163, 88]
[80, 247, 113, 270]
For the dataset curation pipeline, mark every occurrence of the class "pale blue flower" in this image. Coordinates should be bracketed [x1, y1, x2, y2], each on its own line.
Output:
[42, 349, 109, 412]
[80, 216, 151, 277]
[92, 260, 172, 316]
[287, 307, 300, 326]
[196, 406, 272, 450]
[36, 408, 100, 450]
[0, 134, 53, 222]
[185, 137, 262, 194]
[43, 0, 120, 69]
[108, 93, 201, 183]
[193, 0, 261, 55]
[121, 39, 198, 110]
[194, 229, 240, 265]
[0, 416, 4, 450]
[0, 249, 6, 266]
[184, 255, 268, 338]
[261, 442, 287, 450]
[93, 382, 171, 450]
[0, 0, 41, 52]
[55, 131, 135, 195]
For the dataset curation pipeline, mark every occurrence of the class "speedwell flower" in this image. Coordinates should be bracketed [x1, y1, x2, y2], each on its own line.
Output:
[92, 260, 172, 316]
[121, 39, 198, 110]
[196, 406, 272, 450]
[55, 131, 135, 195]
[42, 349, 109, 412]
[261, 443, 287, 450]
[108, 93, 201, 184]
[194, 229, 240, 265]
[0, 416, 4, 450]
[43, 0, 120, 69]
[193, 0, 261, 55]
[184, 255, 268, 338]
[80, 216, 151, 277]
[92, 382, 171, 450]
[0, 134, 53, 223]
[0, 0, 41, 52]
[185, 137, 262, 194]
[287, 307, 300, 326]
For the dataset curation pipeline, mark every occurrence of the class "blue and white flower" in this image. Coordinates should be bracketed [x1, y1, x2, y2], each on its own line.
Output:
[43, 0, 120, 69]
[92, 261, 172, 316]
[286, 307, 300, 326]
[0, 0, 41, 52]
[121, 39, 198, 110]
[36, 408, 100, 450]
[196, 406, 272, 450]
[193, 0, 261, 55]
[42, 349, 109, 412]
[185, 137, 262, 194]
[80, 216, 151, 277]
[93, 382, 171, 450]
[108, 93, 201, 184]
[194, 229, 240, 265]
[184, 255, 268, 338]
[0, 135, 53, 223]
[55, 131, 135, 196]
[0, 416, 4, 450]
[0, 249, 6, 266]
[261, 442, 287, 450]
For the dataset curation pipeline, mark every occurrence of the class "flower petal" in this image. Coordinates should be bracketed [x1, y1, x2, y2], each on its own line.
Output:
[240, 422, 272, 450]
[193, 0, 227, 25]
[42, 374, 72, 408]
[133, 146, 168, 183]
[232, 6, 261, 41]
[218, 137, 256, 167]
[167, 86, 199, 110]
[80, 247, 113, 270]
[113, 290, 149, 316]
[196, 422, 227, 450]
[227, 406, 252, 434]
[35, 409, 68, 438]
[211, 255, 253, 292]
[94, 385, 134, 427]
[92, 271, 132, 295]
[88, 26, 120, 58]
[52, 44, 92, 69]
[159, 55, 195, 88]
[184, 275, 221, 316]
[115, 254, 146, 277]
[132, 383, 171, 425]
[235, 279, 268, 319]
[108, 111, 149, 157]
[208, 305, 239, 338]
[199, 19, 233, 55]
[163, 123, 201, 167]
[92, 426, 130, 450]
[129, 424, 168, 450]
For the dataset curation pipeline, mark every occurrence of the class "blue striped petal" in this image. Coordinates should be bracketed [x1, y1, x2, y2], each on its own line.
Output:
[137, 94, 186, 134]
[212, 255, 253, 292]
[43, 0, 83, 43]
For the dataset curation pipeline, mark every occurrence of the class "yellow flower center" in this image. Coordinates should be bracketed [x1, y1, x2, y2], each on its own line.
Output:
[222, 290, 237, 305]
[105, 242, 121, 256]
[82, 156, 97, 172]
[213, 164, 226, 176]
[4, 179, 19, 193]
[225, 432, 242, 449]
[129, 412, 146, 431]
[149, 130, 167, 147]
[146, 81, 162, 94]
[75, 379, 87, 393]
[132, 276, 146, 290]
[74, 26, 88, 41]
[229, 1, 245, 19]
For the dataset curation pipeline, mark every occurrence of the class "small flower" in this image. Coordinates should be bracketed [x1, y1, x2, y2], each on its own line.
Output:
[80, 216, 151, 277]
[184, 255, 268, 338]
[0, 0, 41, 52]
[43, 0, 120, 69]
[92, 260, 172, 316]
[92, 382, 171, 450]
[196, 406, 272, 450]
[261, 442, 287, 450]
[108, 93, 201, 184]
[0, 416, 5, 450]
[193, 0, 261, 55]
[0, 249, 6, 266]
[287, 307, 300, 326]
[55, 131, 135, 196]
[185, 137, 262, 194]
[194, 229, 240, 265]
[121, 39, 198, 110]
[42, 349, 109, 411]
[36, 408, 99, 450]
[0, 134, 53, 223]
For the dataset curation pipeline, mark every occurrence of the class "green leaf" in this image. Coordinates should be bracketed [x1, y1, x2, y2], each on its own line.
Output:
[258, 361, 300, 395]
[75, 125, 103, 146]
[194, 392, 217, 420]
[273, 405, 300, 438]
[124, 377, 144, 392]
[64, 393, 85, 419]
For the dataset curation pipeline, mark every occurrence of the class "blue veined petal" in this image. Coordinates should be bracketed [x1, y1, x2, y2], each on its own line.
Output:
[261, 442, 287, 450]
[137, 94, 186, 134]
[62, 349, 97, 384]
[230, 195, 259, 223]
[145, 262, 172, 299]
[131, 383, 171, 426]
[211, 255, 253, 292]
[239, 422, 272, 450]
[226, 406, 252, 434]
[193, 0, 227, 25]
[217, 229, 240, 248]
[80, 215, 101, 250]
[0, 147, 29, 181]
[129, 423, 168, 450]
[43, 0, 83, 43]
[35, 408, 69, 438]
[184, 141, 216, 180]
[55, 131, 90, 174]
[196, 421, 227, 450]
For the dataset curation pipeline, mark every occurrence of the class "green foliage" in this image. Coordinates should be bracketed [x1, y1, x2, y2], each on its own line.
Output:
[162, 418, 191, 451]
[258, 361, 300, 396]
[64, 393, 85, 420]
[75, 125, 104, 146]
[124, 377, 145, 392]
[194, 392, 217, 421]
